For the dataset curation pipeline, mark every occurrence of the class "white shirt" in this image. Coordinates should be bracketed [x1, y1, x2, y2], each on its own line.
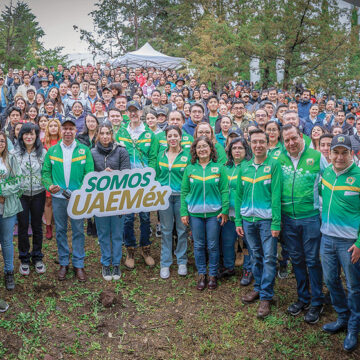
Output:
[127, 122, 145, 141]
[60, 140, 76, 188]
[288, 142, 305, 170]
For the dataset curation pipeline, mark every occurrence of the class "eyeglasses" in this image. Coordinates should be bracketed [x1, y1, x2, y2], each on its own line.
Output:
[266, 128, 279, 133]
[198, 130, 211, 135]
[196, 144, 210, 150]
[255, 114, 267, 118]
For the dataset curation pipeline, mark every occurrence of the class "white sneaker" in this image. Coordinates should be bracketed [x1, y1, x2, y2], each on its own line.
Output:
[156, 223, 162, 238]
[35, 261, 46, 274]
[19, 263, 30, 276]
[160, 267, 170, 279]
[178, 264, 187, 276]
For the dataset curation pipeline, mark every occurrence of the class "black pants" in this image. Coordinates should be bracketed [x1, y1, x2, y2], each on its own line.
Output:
[17, 191, 46, 264]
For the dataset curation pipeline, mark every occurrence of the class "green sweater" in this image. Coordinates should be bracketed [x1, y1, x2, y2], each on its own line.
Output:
[267, 142, 285, 160]
[180, 160, 229, 218]
[215, 142, 227, 165]
[41, 140, 94, 196]
[225, 162, 243, 220]
[320, 162, 360, 248]
[278, 146, 327, 219]
[235, 157, 281, 230]
[155, 149, 190, 195]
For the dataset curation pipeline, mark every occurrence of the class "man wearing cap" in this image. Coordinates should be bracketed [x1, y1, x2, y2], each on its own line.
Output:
[278, 124, 328, 324]
[42, 118, 94, 282]
[174, 78, 184, 93]
[115, 100, 156, 269]
[320, 134, 360, 352]
[141, 90, 169, 122]
[343, 113, 356, 136]
[37, 77, 50, 98]
[101, 86, 114, 112]
[0, 76, 8, 115]
[16, 74, 36, 101]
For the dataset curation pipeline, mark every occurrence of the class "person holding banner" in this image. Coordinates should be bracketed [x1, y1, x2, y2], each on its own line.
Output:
[42, 118, 94, 282]
[91, 123, 130, 281]
[155, 125, 189, 279]
[181, 136, 229, 291]
[115, 100, 156, 269]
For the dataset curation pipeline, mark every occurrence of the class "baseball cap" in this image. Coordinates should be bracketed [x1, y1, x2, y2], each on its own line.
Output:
[61, 117, 76, 127]
[346, 113, 356, 120]
[102, 86, 112, 93]
[228, 127, 244, 137]
[156, 109, 167, 117]
[126, 100, 141, 111]
[330, 134, 352, 151]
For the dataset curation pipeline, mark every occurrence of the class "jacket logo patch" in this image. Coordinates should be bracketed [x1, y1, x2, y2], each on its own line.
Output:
[181, 156, 187, 162]
[183, 136, 188, 140]
[211, 167, 218, 173]
[274, 150, 280, 156]
[145, 133, 151, 139]
[306, 158, 314, 166]
[264, 166, 271, 173]
[346, 176, 355, 185]
[78, 149, 85, 155]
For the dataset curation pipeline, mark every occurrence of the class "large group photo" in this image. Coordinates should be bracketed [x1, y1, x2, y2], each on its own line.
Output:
[0, 0, 360, 359]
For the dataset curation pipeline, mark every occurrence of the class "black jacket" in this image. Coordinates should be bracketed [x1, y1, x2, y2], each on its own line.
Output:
[91, 143, 130, 172]
[76, 133, 96, 149]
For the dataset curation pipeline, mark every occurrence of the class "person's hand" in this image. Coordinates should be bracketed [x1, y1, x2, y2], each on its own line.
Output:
[236, 226, 244, 237]
[181, 216, 189, 226]
[325, 113, 332, 123]
[271, 230, 280, 238]
[49, 185, 61, 194]
[105, 167, 112, 172]
[0, 196, 5, 204]
[348, 244, 360, 264]
[217, 213, 228, 226]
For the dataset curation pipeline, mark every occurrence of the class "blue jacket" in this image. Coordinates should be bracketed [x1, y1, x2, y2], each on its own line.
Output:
[298, 100, 311, 120]
[182, 118, 198, 137]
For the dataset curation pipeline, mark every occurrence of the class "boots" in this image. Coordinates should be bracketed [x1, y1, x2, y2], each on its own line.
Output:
[46, 225, 53, 240]
[141, 245, 155, 267]
[124, 247, 135, 269]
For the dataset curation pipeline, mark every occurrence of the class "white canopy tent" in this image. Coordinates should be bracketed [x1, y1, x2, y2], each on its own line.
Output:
[112, 42, 187, 70]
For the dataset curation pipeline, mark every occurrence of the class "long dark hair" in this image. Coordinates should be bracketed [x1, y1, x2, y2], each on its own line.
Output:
[190, 136, 217, 164]
[81, 113, 99, 136]
[17, 123, 43, 158]
[226, 137, 252, 167]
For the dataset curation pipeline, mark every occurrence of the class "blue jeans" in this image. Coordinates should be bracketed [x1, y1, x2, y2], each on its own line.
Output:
[95, 215, 124, 266]
[278, 231, 290, 267]
[190, 216, 220, 276]
[159, 195, 187, 268]
[124, 212, 150, 247]
[52, 197, 85, 268]
[221, 220, 237, 269]
[321, 235, 360, 332]
[0, 214, 16, 273]
[243, 219, 277, 300]
[282, 214, 324, 306]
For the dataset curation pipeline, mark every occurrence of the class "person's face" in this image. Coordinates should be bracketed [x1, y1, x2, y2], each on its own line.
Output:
[231, 141, 246, 162]
[157, 114, 166, 124]
[170, 92, 177, 103]
[278, 93, 285, 103]
[9, 111, 21, 124]
[102, 89, 112, 101]
[283, 113, 299, 127]
[330, 146, 352, 171]
[264, 104, 274, 117]
[326, 100, 335, 112]
[99, 127, 113, 147]
[196, 139, 211, 161]
[250, 133, 267, 158]
[39, 118, 48, 131]
[220, 117, 231, 132]
[114, 97, 126, 111]
[0, 135, 6, 154]
[283, 128, 303, 157]
[261, 91, 268, 100]
[190, 79, 196, 88]
[27, 91, 35, 101]
[72, 103, 83, 116]
[15, 124, 22, 138]
[166, 129, 181, 149]
[129, 73, 136, 81]
[208, 98, 218, 112]
[86, 116, 98, 131]
[109, 110, 122, 126]
[232, 103, 245, 118]
[23, 129, 36, 148]
[309, 106, 319, 118]
[219, 104, 227, 116]
[346, 117, 355, 127]
[146, 113, 157, 129]
[288, 103, 298, 112]
[45, 102, 55, 113]
[168, 112, 183, 128]
[28, 107, 37, 119]
[151, 92, 160, 104]
[128, 106, 140, 122]
[255, 110, 267, 126]
[197, 124, 212, 141]
[95, 101, 103, 112]
[277, 107, 287, 121]
[242, 95, 250, 103]
[71, 85, 80, 97]
[23, 75, 30, 84]
[332, 127, 342, 136]
[164, 84, 171, 93]
[268, 90, 277, 102]
[160, 94, 168, 104]
[61, 123, 76, 143]
[265, 123, 280, 143]
[319, 137, 332, 161]
[175, 97, 184, 109]
[202, 90, 209, 99]
[311, 126, 323, 140]
[337, 112, 345, 124]
[302, 91, 310, 101]
[356, 120, 360, 134]
[88, 85, 97, 97]
[59, 83, 68, 95]
[48, 88, 57, 99]
[190, 106, 204, 124]
[48, 120, 59, 135]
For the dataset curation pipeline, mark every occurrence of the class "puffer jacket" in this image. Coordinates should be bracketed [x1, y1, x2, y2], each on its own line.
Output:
[91, 143, 130, 172]
[12, 146, 46, 196]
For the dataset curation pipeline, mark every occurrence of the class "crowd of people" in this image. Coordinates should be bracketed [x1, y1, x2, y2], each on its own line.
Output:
[0, 62, 359, 353]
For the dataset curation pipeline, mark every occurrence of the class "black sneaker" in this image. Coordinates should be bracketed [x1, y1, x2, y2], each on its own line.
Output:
[304, 305, 324, 324]
[240, 270, 253, 286]
[287, 300, 310, 316]
[102, 266, 112, 281]
[4, 272, 15, 291]
[278, 264, 289, 279]
[112, 266, 121, 280]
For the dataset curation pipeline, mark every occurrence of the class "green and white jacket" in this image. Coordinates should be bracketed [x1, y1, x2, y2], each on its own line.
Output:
[320, 162, 360, 248]
[224, 162, 243, 221]
[235, 157, 281, 231]
[181, 160, 229, 218]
